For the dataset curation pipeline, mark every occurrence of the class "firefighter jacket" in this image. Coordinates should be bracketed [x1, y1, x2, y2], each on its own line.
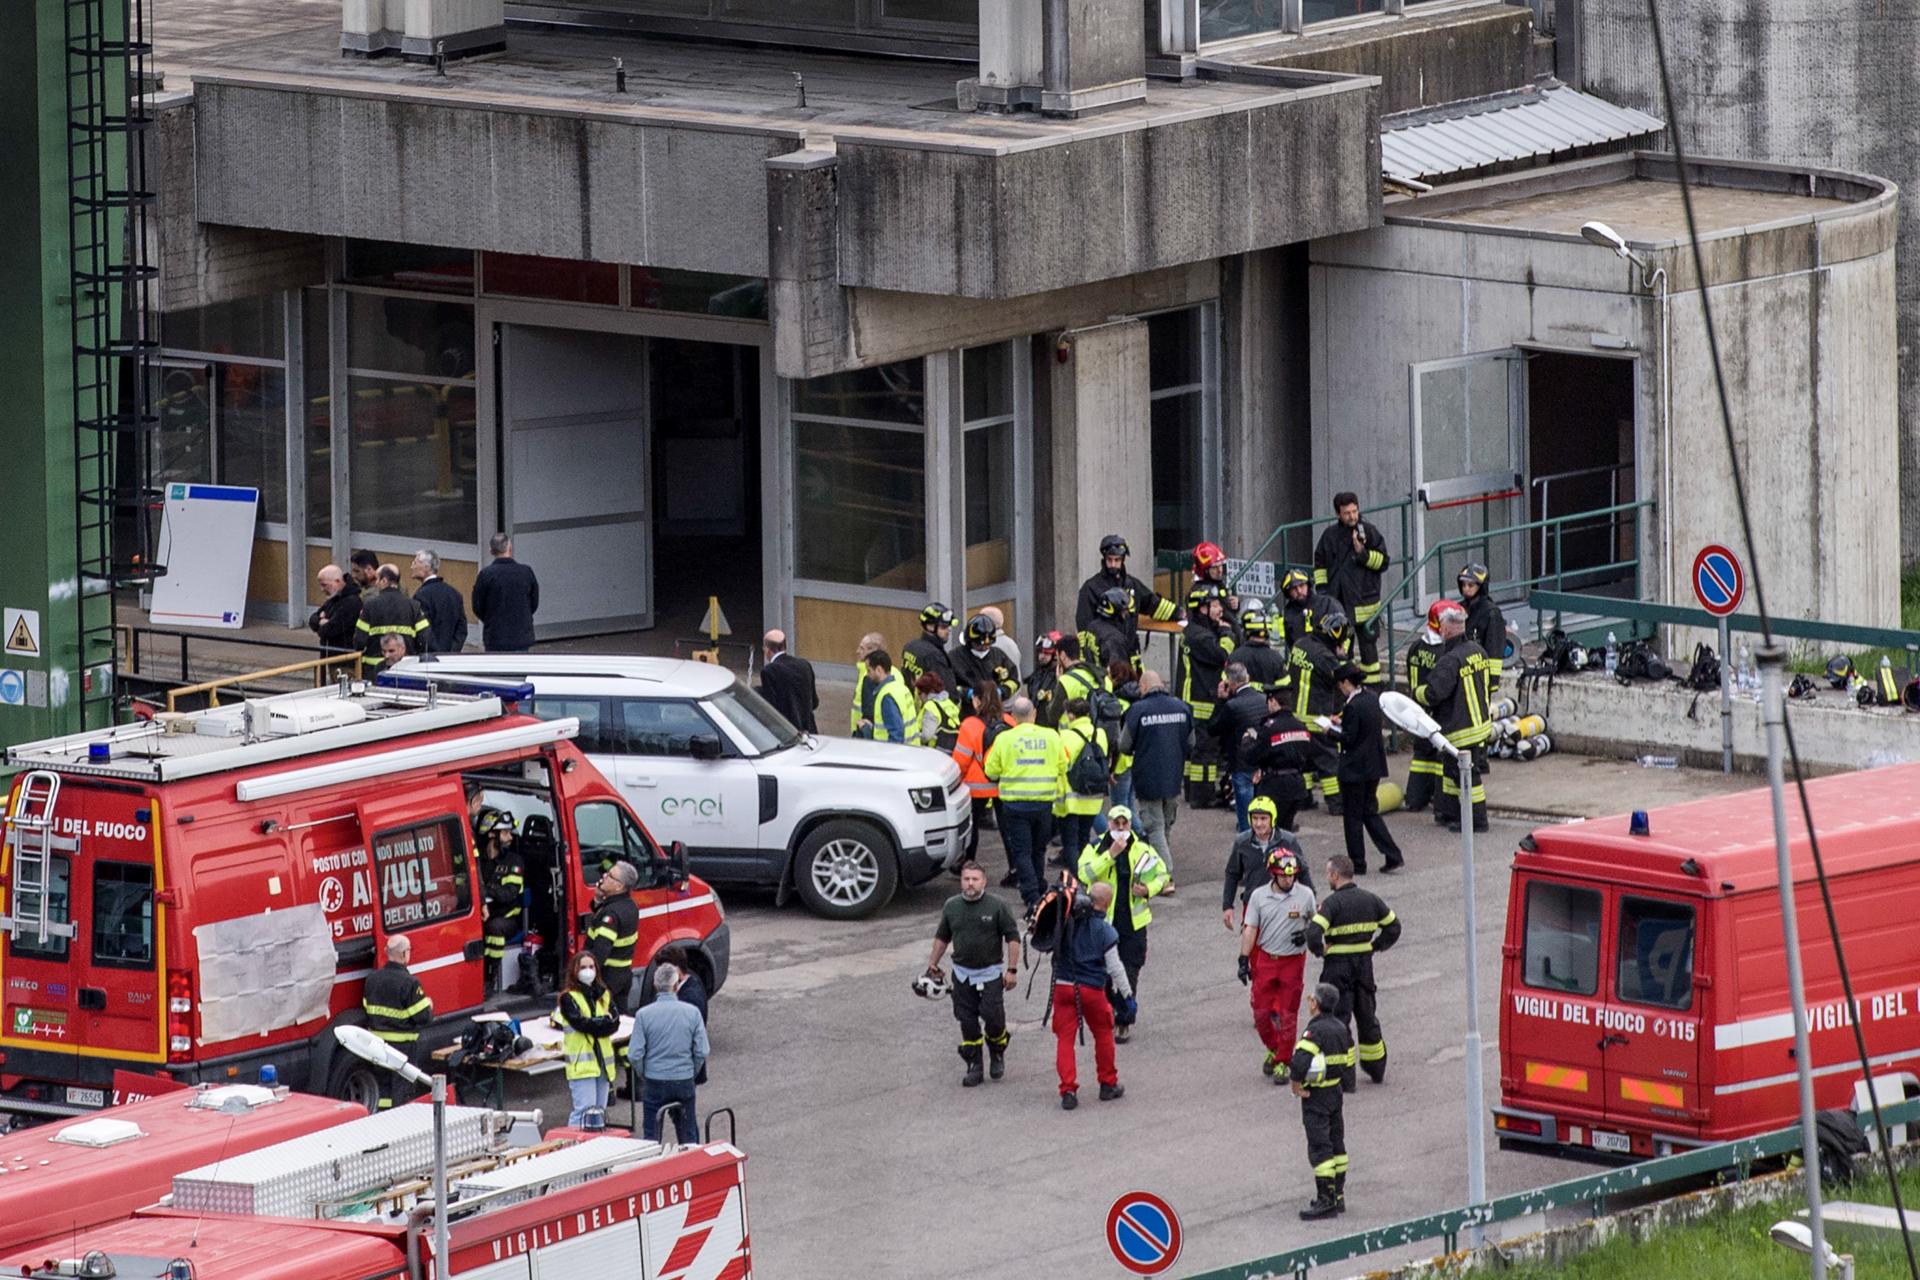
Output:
[1085, 616, 1137, 673]
[1313, 519, 1391, 615]
[1462, 591, 1509, 684]
[555, 985, 619, 1082]
[1236, 640, 1289, 692]
[950, 644, 1018, 704]
[1286, 633, 1343, 722]
[1281, 590, 1342, 651]
[1250, 709, 1315, 804]
[1074, 569, 1178, 653]
[1406, 632, 1442, 702]
[1179, 616, 1236, 714]
[1207, 684, 1269, 774]
[482, 848, 525, 924]
[1419, 636, 1493, 749]
[1025, 666, 1062, 727]
[902, 634, 958, 700]
[588, 892, 641, 977]
[363, 961, 432, 1044]
[1306, 883, 1401, 978]
[355, 586, 429, 669]
[1076, 831, 1170, 932]
[1056, 715, 1113, 817]
[1291, 1009, 1354, 1104]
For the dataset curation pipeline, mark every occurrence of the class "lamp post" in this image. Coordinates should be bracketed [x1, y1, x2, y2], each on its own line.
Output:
[335, 1025, 449, 1276]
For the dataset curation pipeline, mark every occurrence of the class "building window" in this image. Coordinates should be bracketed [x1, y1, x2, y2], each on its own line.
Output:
[342, 239, 475, 294]
[878, 0, 976, 23]
[630, 267, 768, 320]
[304, 288, 332, 535]
[370, 816, 473, 934]
[1522, 880, 1601, 996]
[1148, 306, 1214, 555]
[1616, 898, 1695, 1011]
[963, 343, 1015, 591]
[157, 300, 291, 524]
[1198, 0, 1386, 42]
[792, 360, 927, 591]
[91, 862, 155, 970]
[346, 294, 478, 543]
[482, 253, 621, 306]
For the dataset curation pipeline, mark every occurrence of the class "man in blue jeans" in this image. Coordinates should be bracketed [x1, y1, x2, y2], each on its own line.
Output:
[1208, 663, 1269, 834]
[628, 961, 710, 1143]
[983, 696, 1068, 914]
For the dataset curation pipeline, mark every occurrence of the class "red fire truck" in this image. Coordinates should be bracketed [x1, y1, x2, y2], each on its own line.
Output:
[0, 1085, 752, 1279]
[1495, 762, 1920, 1160]
[0, 677, 729, 1123]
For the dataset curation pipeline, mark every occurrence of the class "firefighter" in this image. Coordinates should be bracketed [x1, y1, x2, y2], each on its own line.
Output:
[1279, 569, 1340, 659]
[1403, 601, 1448, 812]
[1290, 982, 1355, 1220]
[1074, 534, 1179, 665]
[1249, 685, 1315, 832]
[1456, 563, 1509, 691]
[903, 602, 959, 699]
[1235, 609, 1288, 692]
[555, 948, 619, 1127]
[588, 861, 643, 1012]
[950, 614, 1019, 704]
[354, 564, 430, 671]
[1025, 632, 1065, 727]
[1086, 587, 1138, 672]
[1191, 541, 1240, 630]
[1307, 854, 1400, 1092]
[1239, 848, 1317, 1081]
[1419, 602, 1493, 833]
[1312, 493, 1390, 685]
[362, 934, 432, 1109]
[476, 808, 524, 992]
[926, 860, 1022, 1087]
[1285, 609, 1349, 816]
[1075, 806, 1169, 1043]
[1179, 584, 1236, 807]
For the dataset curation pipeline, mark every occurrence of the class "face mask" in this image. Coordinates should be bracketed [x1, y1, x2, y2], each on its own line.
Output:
[577, 965, 597, 985]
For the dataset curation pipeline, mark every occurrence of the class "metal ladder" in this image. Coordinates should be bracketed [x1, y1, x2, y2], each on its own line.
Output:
[0, 772, 74, 944]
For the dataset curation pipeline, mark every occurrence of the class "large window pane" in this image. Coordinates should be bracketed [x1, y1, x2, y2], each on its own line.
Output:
[631, 267, 768, 319]
[793, 362, 924, 425]
[154, 364, 214, 489]
[304, 289, 333, 535]
[1523, 881, 1601, 996]
[92, 861, 154, 969]
[964, 422, 1013, 589]
[160, 296, 285, 360]
[217, 365, 289, 524]
[483, 253, 620, 306]
[1148, 308, 1203, 390]
[721, 0, 856, 21]
[1150, 393, 1204, 553]
[1303, 0, 1383, 20]
[348, 294, 477, 380]
[963, 342, 1011, 422]
[793, 421, 926, 590]
[880, 0, 975, 22]
[343, 239, 474, 294]
[1616, 898, 1695, 1010]
[348, 378, 477, 541]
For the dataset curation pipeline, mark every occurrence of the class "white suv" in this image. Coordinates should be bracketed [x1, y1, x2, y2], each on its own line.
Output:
[393, 655, 971, 918]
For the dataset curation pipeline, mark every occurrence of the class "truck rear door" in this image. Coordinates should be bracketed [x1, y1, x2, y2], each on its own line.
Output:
[1600, 891, 1704, 1140]
[1505, 876, 1608, 1128]
[357, 797, 484, 1019]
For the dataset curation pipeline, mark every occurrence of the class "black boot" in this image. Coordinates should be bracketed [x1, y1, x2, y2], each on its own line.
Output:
[1324, 797, 1344, 817]
[1342, 1070, 1358, 1094]
[987, 1035, 1007, 1081]
[1365, 1059, 1386, 1085]
[960, 1045, 984, 1088]
[483, 957, 500, 992]
[1299, 1177, 1340, 1220]
[1333, 1172, 1347, 1214]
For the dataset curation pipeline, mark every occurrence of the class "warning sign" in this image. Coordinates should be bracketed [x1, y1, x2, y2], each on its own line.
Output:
[4, 608, 40, 657]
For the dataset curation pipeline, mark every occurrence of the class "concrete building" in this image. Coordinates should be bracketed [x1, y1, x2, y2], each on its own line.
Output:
[85, 0, 1899, 687]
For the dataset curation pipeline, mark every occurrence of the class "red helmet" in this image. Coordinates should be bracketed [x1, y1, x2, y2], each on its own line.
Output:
[1426, 600, 1452, 629]
[1034, 630, 1064, 659]
[1192, 541, 1227, 573]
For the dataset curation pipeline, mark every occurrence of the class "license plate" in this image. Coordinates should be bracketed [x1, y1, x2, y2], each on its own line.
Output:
[66, 1087, 105, 1108]
[1591, 1130, 1631, 1154]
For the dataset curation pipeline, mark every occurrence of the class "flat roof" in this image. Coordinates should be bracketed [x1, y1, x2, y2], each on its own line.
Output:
[1424, 176, 1850, 238]
[392, 653, 736, 697]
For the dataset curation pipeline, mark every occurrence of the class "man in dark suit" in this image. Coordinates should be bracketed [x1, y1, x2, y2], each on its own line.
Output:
[410, 550, 469, 653]
[757, 629, 818, 733]
[1333, 664, 1404, 874]
[471, 533, 539, 653]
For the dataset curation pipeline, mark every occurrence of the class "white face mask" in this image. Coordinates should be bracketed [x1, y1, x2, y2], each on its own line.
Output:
[577, 965, 597, 986]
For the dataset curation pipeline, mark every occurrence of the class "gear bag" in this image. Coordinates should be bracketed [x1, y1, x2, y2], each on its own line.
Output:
[1065, 726, 1111, 797]
[1683, 644, 1722, 692]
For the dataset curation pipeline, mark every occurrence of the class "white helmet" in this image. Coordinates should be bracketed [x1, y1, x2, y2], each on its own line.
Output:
[1304, 1052, 1329, 1086]
[911, 968, 951, 1000]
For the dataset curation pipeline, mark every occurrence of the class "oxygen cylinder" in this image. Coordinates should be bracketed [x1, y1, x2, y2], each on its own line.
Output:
[1515, 733, 1553, 761]
[1513, 714, 1545, 740]
[1489, 697, 1518, 721]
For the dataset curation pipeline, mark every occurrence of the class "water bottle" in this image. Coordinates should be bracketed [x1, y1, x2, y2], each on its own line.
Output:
[1604, 632, 1618, 676]
[1638, 754, 1679, 769]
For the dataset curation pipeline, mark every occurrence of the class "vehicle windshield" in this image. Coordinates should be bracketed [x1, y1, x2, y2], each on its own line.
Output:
[707, 680, 805, 755]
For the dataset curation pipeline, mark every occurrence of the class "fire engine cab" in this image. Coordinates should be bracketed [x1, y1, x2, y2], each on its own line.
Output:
[0, 1084, 751, 1280]
[1496, 762, 1920, 1160]
[0, 678, 729, 1123]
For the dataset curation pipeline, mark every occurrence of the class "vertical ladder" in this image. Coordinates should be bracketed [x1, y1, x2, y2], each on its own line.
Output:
[0, 772, 74, 944]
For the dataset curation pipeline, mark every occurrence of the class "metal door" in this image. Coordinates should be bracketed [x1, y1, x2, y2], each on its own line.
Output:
[1410, 353, 1525, 603]
[1504, 876, 1608, 1130]
[1601, 891, 1704, 1140]
[500, 325, 652, 638]
[356, 796, 485, 1020]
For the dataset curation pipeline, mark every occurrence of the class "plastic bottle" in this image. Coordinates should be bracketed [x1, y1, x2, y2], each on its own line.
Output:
[1638, 754, 1679, 769]
[1604, 632, 1618, 676]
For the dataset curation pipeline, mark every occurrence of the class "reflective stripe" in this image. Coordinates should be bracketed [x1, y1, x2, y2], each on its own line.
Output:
[1294, 1038, 1321, 1055]
[1355, 1041, 1385, 1061]
[365, 998, 431, 1021]
[1620, 1076, 1684, 1108]
[1525, 1061, 1590, 1092]
[1324, 943, 1374, 955]
[1324, 921, 1385, 936]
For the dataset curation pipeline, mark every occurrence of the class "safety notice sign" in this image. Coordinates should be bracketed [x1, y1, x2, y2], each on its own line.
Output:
[4, 608, 40, 657]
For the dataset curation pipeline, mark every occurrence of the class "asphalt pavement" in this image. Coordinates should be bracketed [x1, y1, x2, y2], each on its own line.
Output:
[496, 750, 1763, 1279]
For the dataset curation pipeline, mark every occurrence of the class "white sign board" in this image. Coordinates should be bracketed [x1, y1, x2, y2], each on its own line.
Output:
[1223, 558, 1276, 599]
[3, 608, 40, 657]
[148, 484, 259, 629]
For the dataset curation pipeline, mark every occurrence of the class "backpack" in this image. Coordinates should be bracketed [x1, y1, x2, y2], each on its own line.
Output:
[981, 716, 1011, 756]
[1026, 876, 1081, 954]
[1065, 724, 1111, 797]
[1683, 644, 1722, 692]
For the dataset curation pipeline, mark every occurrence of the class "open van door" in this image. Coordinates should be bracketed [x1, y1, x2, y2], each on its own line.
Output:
[1600, 891, 1705, 1145]
[1504, 875, 1609, 1137]
[356, 797, 486, 1019]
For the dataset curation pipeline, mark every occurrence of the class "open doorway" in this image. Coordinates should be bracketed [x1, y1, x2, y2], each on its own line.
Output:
[1525, 352, 1636, 591]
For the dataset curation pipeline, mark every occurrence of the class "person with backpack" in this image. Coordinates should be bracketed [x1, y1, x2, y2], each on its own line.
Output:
[951, 685, 1014, 872]
[983, 696, 1069, 914]
[1041, 880, 1132, 1110]
[1075, 806, 1168, 1043]
[1054, 697, 1112, 869]
[912, 673, 962, 752]
[1093, 659, 1141, 839]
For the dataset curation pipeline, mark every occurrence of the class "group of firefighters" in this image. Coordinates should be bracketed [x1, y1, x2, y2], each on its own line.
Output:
[897, 494, 1514, 1221]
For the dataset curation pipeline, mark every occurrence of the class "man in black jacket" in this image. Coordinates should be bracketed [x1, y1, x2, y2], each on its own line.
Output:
[950, 613, 1018, 703]
[1307, 855, 1400, 1090]
[473, 533, 540, 653]
[307, 564, 362, 653]
[410, 550, 468, 653]
[1312, 493, 1390, 685]
[757, 629, 818, 733]
[1456, 563, 1509, 691]
[1180, 585, 1236, 807]
[1074, 533, 1179, 664]
[1207, 662, 1268, 832]
[903, 603, 958, 697]
[356, 565, 430, 672]
[363, 934, 432, 1108]
[1250, 687, 1316, 831]
[1333, 665, 1403, 874]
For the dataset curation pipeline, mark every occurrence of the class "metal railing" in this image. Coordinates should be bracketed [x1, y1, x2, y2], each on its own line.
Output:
[118, 625, 362, 711]
[161, 652, 365, 712]
[1532, 461, 1635, 583]
[1528, 590, 1920, 662]
[1221, 498, 1419, 599]
[1186, 1093, 1920, 1279]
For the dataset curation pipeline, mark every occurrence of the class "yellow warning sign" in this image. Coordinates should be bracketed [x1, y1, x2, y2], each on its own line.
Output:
[3, 609, 40, 658]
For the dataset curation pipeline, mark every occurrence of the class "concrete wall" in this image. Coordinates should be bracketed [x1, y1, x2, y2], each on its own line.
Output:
[1221, 245, 1313, 557]
[1045, 319, 1153, 627]
[1250, 2, 1537, 114]
[1570, 0, 1920, 565]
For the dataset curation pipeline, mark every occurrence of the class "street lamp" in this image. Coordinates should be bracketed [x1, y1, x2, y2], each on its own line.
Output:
[1380, 692, 1485, 1239]
[335, 1025, 449, 1276]
[1771, 1220, 1852, 1280]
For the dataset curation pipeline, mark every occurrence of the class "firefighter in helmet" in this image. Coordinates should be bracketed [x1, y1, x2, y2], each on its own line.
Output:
[1456, 563, 1509, 691]
[1075, 534, 1179, 667]
[1402, 600, 1450, 812]
[1086, 586, 1138, 673]
[1191, 541, 1239, 631]
[950, 613, 1018, 704]
[1178, 583, 1237, 806]
[476, 808, 524, 992]
[1285, 608, 1348, 815]
[903, 602, 959, 702]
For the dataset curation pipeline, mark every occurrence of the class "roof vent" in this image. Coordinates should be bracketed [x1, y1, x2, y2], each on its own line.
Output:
[343, 0, 506, 63]
[51, 1117, 146, 1148]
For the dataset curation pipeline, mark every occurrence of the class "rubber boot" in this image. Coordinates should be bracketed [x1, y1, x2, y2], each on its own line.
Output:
[1365, 1058, 1386, 1085]
[1299, 1177, 1340, 1221]
[1342, 1069, 1358, 1094]
[987, 1036, 1007, 1081]
[960, 1045, 984, 1088]
[1333, 1172, 1347, 1215]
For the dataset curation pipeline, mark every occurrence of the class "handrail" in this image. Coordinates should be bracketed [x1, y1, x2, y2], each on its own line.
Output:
[1529, 590, 1920, 656]
[164, 652, 365, 712]
[1533, 461, 1633, 579]
[1225, 497, 1418, 596]
[1184, 1093, 1920, 1279]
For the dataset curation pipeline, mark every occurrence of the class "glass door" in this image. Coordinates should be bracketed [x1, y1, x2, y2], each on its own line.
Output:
[1410, 352, 1525, 604]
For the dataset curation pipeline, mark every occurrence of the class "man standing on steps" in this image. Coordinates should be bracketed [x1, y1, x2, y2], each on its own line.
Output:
[472, 532, 540, 653]
[925, 861, 1021, 1087]
[1312, 492, 1390, 685]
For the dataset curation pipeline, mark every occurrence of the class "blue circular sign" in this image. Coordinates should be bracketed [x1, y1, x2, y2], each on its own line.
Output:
[1107, 1191, 1183, 1275]
[1692, 544, 1744, 617]
[0, 670, 23, 705]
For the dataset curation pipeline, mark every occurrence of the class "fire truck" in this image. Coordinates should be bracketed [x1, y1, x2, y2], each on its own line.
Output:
[0, 677, 729, 1123]
[0, 1082, 751, 1279]
[1495, 762, 1920, 1160]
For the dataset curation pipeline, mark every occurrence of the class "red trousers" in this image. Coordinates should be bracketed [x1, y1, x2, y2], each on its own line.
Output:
[1250, 949, 1306, 1056]
[1051, 982, 1117, 1095]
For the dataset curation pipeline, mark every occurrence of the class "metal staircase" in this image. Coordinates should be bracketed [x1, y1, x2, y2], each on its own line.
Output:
[65, 0, 163, 729]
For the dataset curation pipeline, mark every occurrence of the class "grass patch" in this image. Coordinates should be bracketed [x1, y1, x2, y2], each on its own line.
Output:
[1785, 566, 1920, 677]
[1491, 1164, 1920, 1278]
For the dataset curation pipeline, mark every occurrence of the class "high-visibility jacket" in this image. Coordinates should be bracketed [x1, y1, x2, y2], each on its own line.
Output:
[1418, 636, 1493, 749]
[850, 671, 916, 743]
[916, 695, 962, 750]
[952, 714, 1014, 798]
[1076, 832, 1170, 932]
[1055, 715, 1111, 817]
[1286, 634, 1343, 722]
[555, 985, 618, 1083]
[363, 961, 432, 1044]
[1056, 662, 1106, 710]
[587, 892, 640, 975]
[983, 721, 1067, 805]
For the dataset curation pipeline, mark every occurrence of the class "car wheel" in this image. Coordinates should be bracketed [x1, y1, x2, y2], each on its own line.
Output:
[794, 820, 899, 919]
[326, 1046, 387, 1112]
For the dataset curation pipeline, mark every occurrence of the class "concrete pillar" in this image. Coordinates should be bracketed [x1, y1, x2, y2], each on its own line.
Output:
[1221, 246, 1313, 566]
[767, 146, 847, 381]
[1042, 0, 1147, 116]
[1046, 319, 1152, 625]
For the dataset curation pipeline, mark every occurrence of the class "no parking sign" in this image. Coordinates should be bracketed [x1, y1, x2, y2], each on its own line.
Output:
[1107, 1191, 1183, 1275]
[1691, 544, 1745, 617]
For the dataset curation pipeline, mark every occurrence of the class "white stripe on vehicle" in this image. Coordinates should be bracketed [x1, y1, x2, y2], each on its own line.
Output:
[1713, 1012, 1796, 1051]
[1713, 1046, 1920, 1096]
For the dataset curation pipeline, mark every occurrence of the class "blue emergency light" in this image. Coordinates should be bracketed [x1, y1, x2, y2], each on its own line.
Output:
[374, 672, 537, 704]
